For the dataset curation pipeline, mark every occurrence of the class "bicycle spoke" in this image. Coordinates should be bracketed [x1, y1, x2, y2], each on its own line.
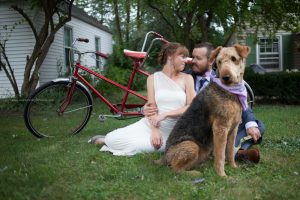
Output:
[62, 105, 93, 114]
[24, 81, 93, 138]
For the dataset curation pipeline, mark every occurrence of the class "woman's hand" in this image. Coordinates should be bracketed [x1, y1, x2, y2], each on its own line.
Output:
[150, 129, 163, 149]
[147, 113, 167, 127]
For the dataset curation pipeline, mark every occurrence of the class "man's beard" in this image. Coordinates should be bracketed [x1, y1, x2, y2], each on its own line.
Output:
[192, 65, 209, 76]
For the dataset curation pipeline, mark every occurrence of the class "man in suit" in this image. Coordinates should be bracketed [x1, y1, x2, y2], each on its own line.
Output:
[144, 42, 265, 163]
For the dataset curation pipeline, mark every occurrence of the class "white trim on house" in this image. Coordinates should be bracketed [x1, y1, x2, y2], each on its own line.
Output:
[94, 35, 102, 70]
[256, 35, 283, 72]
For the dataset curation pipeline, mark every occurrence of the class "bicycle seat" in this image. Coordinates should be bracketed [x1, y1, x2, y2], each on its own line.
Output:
[124, 49, 147, 59]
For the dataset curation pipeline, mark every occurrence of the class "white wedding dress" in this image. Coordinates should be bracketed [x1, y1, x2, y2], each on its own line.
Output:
[100, 72, 187, 156]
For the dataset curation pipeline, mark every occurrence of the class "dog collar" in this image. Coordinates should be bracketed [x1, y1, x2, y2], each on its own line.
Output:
[211, 77, 248, 111]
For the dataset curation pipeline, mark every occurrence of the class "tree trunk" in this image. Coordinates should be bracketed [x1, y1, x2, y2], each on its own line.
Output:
[136, 0, 141, 30]
[12, 0, 74, 97]
[182, 12, 194, 50]
[125, 0, 130, 45]
[112, 0, 123, 46]
[0, 49, 20, 98]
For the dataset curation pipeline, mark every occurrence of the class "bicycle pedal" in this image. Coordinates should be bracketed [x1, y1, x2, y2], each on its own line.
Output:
[98, 115, 107, 122]
[98, 114, 122, 122]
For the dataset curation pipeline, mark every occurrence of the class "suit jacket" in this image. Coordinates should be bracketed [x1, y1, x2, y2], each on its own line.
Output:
[184, 69, 257, 127]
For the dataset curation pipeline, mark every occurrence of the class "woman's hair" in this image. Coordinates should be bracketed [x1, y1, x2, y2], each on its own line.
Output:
[158, 42, 189, 66]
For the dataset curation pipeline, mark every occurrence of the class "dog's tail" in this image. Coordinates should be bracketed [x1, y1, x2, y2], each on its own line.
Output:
[165, 141, 200, 172]
[153, 157, 167, 166]
[165, 140, 212, 172]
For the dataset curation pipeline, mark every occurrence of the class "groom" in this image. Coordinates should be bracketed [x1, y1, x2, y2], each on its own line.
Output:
[144, 42, 265, 163]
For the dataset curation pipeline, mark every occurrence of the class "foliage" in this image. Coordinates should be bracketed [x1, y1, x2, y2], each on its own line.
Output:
[95, 65, 147, 96]
[0, 98, 26, 112]
[1, 105, 300, 199]
[244, 69, 300, 104]
[244, 0, 300, 38]
[75, 0, 300, 52]
[108, 44, 132, 69]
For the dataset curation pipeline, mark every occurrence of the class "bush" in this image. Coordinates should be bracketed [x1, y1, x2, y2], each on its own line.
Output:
[244, 68, 300, 104]
[81, 44, 148, 99]
[95, 66, 147, 97]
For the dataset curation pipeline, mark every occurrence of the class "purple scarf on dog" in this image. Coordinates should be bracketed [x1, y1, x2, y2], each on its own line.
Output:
[202, 71, 248, 111]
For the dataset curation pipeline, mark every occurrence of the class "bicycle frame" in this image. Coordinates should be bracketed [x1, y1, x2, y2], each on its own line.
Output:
[72, 60, 148, 117]
[62, 31, 168, 118]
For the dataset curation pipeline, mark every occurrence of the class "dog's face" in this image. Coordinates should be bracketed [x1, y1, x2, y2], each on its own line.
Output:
[209, 44, 250, 86]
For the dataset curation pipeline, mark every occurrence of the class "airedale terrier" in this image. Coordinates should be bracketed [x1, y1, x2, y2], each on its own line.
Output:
[157, 44, 251, 177]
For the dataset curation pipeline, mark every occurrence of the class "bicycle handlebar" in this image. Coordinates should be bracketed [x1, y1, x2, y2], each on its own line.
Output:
[72, 38, 108, 60]
[141, 31, 168, 52]
[96, 51, 109, 59]
[152, 31, 163, 38]
[159, 38, 169, 44]
[77, 38, 89, 43]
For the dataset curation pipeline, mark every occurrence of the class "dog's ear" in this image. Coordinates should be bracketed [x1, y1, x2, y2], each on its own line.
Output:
[234, 44, 251, 58]
[209, 46, 222, 63]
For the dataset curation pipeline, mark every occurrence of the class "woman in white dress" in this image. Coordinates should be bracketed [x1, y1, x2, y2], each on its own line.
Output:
[88, 43, 196, 156]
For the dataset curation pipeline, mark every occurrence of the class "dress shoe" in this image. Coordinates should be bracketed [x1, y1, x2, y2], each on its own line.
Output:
[236, 148, 260, 163]
[88, 135, 105, 145]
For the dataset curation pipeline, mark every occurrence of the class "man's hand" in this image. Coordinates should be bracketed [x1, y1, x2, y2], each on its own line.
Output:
[143, 102, 158, 117]
[150, 129, 163, 149]
[246, 127, 261, 143]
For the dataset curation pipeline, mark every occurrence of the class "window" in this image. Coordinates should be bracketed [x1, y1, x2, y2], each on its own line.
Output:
[258, 37, 280, 70]
[64, 26, 73, 75]
[95, 36, 101, 69]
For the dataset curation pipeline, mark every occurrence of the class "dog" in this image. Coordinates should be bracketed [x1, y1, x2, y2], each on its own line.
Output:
[156, 44, 251, 177]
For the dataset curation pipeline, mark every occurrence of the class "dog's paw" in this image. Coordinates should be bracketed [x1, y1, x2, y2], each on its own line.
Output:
[216, 170, 227, 177]
[229, 162, 238, 168]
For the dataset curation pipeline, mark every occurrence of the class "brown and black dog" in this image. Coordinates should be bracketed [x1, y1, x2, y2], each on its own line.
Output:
[156, 44, 251, 177]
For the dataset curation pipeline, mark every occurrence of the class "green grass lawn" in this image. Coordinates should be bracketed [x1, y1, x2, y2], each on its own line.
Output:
[0, 104, 300, 200]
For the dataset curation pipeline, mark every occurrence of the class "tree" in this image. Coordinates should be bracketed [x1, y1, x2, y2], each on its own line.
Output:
[240, 0, 300, 38]
[145, 0, 300, 47]
[74, 0, 300, 66]
[11, 0, 74, 97]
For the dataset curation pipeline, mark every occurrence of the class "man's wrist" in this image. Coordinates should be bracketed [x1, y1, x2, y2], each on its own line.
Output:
[245, 121, 258, 130]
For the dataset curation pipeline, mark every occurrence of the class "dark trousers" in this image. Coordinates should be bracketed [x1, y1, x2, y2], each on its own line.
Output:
[234, 120, 265, 152]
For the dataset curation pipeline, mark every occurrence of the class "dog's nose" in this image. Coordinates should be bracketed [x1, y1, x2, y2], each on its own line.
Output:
[222, 75, 231, 82]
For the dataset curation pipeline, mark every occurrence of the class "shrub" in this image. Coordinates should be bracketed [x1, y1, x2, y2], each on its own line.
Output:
[244, 68, 300, 104]
[95, 66, 147, 97]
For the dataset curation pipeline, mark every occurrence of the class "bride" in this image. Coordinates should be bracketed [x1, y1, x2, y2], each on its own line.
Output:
[88, 42, 195, 156]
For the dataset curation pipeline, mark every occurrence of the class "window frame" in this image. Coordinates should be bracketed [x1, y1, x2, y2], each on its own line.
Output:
[256, 36, 282, 72]
[64, 26, 74, 75]
[95, 36, 101, 70]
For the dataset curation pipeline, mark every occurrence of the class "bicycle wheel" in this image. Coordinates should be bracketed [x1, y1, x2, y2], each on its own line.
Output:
[244, 81, 255, 109]
[24, 80, 93, 138]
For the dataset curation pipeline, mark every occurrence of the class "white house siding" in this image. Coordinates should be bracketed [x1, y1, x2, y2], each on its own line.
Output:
[38, 14, 64, 85]
[39, 13, 113, 85]
[0, 3, 35, 98]
[0, 1, 112, 97]
[38, 30, 64, 85]
[65, 17, 112, 68]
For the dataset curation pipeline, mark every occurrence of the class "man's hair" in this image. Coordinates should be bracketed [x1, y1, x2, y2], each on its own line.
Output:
[194, 42, 215, 58]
